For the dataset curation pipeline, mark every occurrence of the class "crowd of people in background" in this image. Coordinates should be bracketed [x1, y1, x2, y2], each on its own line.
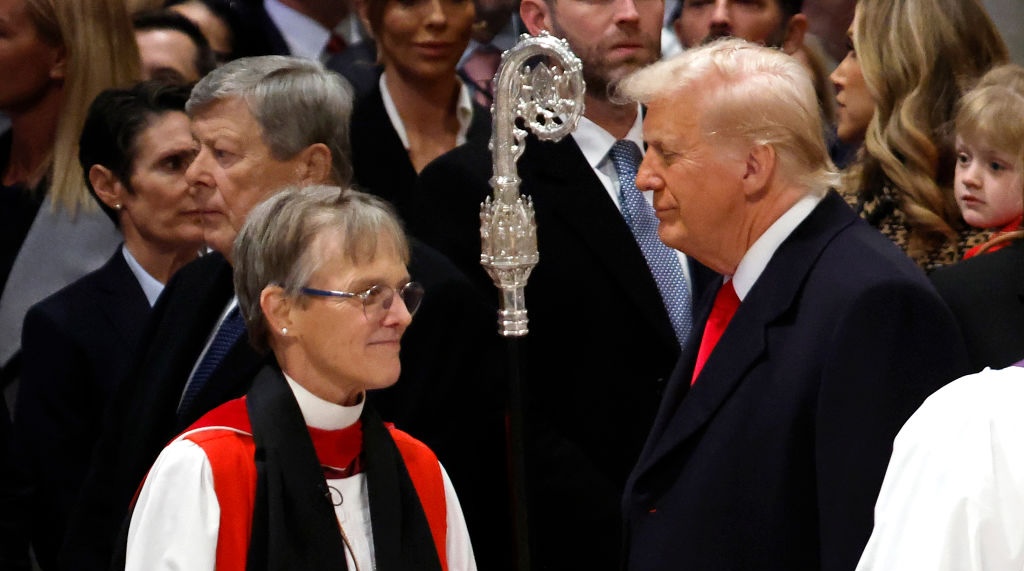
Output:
[0, 0, 1022, 569]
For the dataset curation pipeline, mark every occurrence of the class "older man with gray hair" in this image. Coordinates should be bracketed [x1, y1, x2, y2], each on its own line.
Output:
[618, 38, 969, 571]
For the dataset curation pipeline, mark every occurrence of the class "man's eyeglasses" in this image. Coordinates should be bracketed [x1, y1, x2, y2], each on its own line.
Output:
[299, 282, 425, 319]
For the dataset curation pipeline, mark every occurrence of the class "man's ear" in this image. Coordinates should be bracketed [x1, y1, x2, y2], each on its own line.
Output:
[296, 143, 333, 185]
[520, 0, 553, 36]
[260, 284, 294, 337]
[741, 144, 776, 197]
[780, 14, 808, 56]
[89, 164, 126, 212]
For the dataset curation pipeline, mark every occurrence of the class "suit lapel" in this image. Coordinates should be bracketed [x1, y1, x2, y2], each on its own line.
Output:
[525, 136, 678, 345]
[634, 192, 858, 478]
[94, 251, 152, 348]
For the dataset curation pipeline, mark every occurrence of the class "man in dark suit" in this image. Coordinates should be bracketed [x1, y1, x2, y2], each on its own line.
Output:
[617, 38, 970, 571]
[411, 0, 715, 566]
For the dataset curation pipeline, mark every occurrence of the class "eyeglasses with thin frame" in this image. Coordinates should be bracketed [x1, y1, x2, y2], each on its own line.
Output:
[299, 282, 425, 319]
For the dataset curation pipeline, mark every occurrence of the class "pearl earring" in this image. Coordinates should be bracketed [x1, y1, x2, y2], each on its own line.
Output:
[281, 327, 288, 335]
[114, 203, 122, 210]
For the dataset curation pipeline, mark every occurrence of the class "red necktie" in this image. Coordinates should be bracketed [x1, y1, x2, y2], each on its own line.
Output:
[691, 280, 740, 385]
[325, 32, 347, 56]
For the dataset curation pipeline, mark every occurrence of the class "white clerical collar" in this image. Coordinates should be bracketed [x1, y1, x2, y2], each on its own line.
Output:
[264, 0, 330, 61]
[284, 372, 364, 430]
[121, 244, 164, 307]
[379, 72, 474, 149]
[573, 108, 645, 172]
[731, 192, 825, 300]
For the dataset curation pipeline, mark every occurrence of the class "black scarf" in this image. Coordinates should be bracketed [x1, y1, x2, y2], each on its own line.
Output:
[245, 365, 443, 571]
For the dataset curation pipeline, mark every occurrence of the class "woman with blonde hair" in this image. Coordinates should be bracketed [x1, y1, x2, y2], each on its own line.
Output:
[834, 0, 1008, 271]
[0, 0, 140, 387]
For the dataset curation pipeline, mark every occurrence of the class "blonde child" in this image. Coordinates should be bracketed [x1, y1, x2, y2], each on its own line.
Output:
[955, 64, 1024, 258]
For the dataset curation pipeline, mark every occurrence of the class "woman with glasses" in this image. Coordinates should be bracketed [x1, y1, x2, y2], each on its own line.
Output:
[124, 185, 477, 571]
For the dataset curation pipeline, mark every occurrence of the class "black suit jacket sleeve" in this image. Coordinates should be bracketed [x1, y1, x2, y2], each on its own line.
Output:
[15, 307, 97, 569]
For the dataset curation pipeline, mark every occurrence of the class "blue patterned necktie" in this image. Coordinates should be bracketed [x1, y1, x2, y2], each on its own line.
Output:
[609, 140, 693, 346]
[179, 306, 246, 415]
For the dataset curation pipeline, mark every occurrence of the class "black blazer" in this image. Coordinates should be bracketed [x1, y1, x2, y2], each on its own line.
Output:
[60, 252, 265, 571]
[349, 80, 491, 228]
[930, 239, 1024, 370]
[12, 249, 150, 570]
[230, 0, 291, 58]
[623, 192, 970, 571]
[412, 133, 717, 570]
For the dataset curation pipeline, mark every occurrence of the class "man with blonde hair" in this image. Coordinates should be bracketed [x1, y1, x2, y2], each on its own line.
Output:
[618, 38, 969, 571]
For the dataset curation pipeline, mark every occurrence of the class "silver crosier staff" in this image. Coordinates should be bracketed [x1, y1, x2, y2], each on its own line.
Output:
[480, 31, 585, 336]
[479, 30, 584, 571]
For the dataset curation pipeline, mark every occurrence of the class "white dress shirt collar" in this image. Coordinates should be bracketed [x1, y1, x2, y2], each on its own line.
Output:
[121, 245, 164, 307]
[264, 0, 330, 61]
[379, 72, 475, 149]
[574, 108, 645, 173]
[731, 192, 825, 300]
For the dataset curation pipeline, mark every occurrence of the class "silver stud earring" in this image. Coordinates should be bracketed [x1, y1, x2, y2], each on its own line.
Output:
[114, 203, 122, 210]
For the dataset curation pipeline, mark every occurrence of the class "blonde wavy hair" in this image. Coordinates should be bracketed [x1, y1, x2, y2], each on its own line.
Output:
[846, 0, 1007, 259]
[26, 0, 140, 215]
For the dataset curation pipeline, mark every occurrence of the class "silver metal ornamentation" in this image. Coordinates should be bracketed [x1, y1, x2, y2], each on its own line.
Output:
[480, 31, 585, 336]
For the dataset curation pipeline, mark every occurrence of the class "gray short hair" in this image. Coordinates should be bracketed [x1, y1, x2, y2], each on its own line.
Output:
[187, 55, 355, 186]
[233, 185, 410, 351]
[616, 38, 839, 191]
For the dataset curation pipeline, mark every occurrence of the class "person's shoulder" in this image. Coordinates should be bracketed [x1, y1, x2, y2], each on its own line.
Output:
[387, 425, 440, 465]
[930, 239, 1024, 290]
[23, 249, 124, 323]
[415, 140, 492, 201]
[426, 139, 489, 170]
[183, 396, 251, 437]
[157, 252, 231, 303]
[903, 365, 1024, 436]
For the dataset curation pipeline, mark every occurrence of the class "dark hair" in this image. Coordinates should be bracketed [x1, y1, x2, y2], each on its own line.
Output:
[79, 81, 191, 226]
[778, 0, 803, 19]
[133, 9, 217, 81]
[163, 0, 264, 62]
